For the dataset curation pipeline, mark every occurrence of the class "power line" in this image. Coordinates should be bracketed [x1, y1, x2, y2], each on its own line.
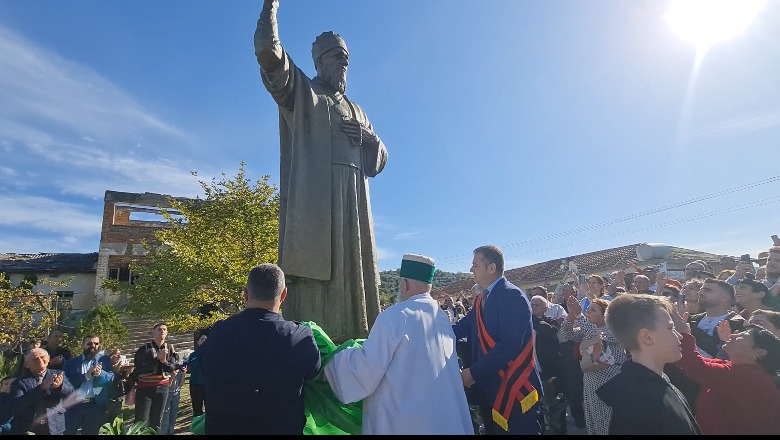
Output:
[499, 195, 780, 260]
[436, 174, 780, 264]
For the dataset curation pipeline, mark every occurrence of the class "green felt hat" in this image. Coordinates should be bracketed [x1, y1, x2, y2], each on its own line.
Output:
[400, 254, 436, 284]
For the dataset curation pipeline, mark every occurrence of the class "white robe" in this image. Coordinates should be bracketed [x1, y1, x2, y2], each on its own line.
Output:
[324, 293, 473, 435]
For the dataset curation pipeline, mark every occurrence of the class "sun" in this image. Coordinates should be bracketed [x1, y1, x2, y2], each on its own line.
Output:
[666, 0, 766, 52]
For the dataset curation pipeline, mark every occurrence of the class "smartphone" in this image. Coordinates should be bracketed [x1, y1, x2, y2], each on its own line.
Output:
[578, 274, 587, 284]
[772, 235, 780, 246]
[658, 261, 667, 274]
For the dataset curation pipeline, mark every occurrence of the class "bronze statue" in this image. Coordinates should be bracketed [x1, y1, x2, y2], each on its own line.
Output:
[254, 0, 387, 342]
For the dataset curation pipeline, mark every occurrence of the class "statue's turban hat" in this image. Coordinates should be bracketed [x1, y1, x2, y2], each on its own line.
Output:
[312, 31, 349, 65]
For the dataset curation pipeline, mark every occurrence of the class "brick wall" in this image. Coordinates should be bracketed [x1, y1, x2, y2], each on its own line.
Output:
[95, 190, 195, 306]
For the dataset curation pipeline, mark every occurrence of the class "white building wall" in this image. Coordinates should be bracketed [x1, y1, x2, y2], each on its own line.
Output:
[7, 272, 97, 310]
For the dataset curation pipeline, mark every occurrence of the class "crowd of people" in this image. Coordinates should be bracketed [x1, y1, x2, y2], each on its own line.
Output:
[3, 243, 779, 435]
[0, 323, 205, 435]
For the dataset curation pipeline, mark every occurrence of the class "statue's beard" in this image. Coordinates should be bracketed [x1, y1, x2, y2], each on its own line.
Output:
[319, 63, 347, 94]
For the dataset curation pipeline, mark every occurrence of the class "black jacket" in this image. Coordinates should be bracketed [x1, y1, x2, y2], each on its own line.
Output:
[202, 308, 320, 435]
[688, 311, 745, 358]
[532, 315, 562, 381]
[597, 361, 701, 435]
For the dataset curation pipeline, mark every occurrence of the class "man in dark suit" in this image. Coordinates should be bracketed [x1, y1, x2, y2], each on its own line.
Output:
[202, 263, 321, 435]
[453, 245, 543, 435]
[62, 335, 115, 435]
[10, 348, 75, 435]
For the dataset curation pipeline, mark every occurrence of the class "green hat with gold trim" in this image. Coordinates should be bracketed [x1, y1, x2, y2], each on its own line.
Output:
[400, 254, 436, 284]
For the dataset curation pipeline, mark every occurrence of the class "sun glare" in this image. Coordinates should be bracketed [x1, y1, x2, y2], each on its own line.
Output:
[666, 0, 766, 51]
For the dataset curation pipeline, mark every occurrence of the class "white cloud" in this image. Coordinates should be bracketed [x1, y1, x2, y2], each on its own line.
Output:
[393, 231, 422, 240]
[0, 195, 101, 236]
[686, 112, 780, 139]
[0, 24, 212, 200]
[0, 233, 98, 254]
[376, 246, 396, 262]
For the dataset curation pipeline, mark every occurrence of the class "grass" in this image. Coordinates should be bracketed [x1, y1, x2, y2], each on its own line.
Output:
[121, 374, 194, 435]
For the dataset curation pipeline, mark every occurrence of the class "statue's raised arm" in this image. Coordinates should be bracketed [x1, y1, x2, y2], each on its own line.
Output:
[254, 0, 283, 71]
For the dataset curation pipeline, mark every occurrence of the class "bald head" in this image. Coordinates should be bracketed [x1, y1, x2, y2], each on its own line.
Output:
[633, 275, 652, 293]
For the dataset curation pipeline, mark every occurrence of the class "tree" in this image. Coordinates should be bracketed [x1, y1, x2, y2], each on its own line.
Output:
[378, 269, 473, 307]
[105, 162, 279, 332]
[0, 272, 71, 351]
[66, 305, 129, 354]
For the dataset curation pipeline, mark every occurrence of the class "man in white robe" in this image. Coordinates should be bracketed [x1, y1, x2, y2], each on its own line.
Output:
[324, 254, 473, 435]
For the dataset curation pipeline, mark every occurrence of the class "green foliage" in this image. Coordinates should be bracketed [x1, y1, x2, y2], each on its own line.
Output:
[378, 269, 473, 306]
[0, 272, 71, 348]
[106, 162, 280, 332]
[0, 353, 23, 378]
[66, 305, 128, 354]
[99, 416, 156, 435]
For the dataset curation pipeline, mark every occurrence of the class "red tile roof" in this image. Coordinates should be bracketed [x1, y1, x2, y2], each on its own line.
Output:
[433, 243, 730, 299]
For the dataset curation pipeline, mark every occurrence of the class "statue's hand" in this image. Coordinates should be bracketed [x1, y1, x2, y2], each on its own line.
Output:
[341, 119, 377, 147]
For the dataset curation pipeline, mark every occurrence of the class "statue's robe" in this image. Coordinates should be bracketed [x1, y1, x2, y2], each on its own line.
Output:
[260, 49, 387, 342]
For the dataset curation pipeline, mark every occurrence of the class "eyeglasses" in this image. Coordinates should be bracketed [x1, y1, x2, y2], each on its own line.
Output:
[86, 342, 100, 346]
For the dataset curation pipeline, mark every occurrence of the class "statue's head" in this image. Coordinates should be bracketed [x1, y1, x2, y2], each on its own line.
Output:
[312, 31, 349, 93]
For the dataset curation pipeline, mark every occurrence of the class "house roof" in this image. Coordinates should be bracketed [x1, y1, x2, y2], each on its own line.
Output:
[433, 243, 732, 299]
[0, 252, 99, 274]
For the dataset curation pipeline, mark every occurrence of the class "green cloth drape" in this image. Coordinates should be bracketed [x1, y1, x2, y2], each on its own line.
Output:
[301, 321, 365, 435]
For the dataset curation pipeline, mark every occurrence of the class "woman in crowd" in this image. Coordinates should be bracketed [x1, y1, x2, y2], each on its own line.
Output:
[748, 309, 780, 338]
[580, 275, 609, 312]
[671, 307, 780, 435]
[559, 296, 627, 435]
[681, 279, 703, 315]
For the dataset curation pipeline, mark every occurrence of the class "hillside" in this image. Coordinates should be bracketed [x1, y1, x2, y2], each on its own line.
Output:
[379, 269, 472, 304]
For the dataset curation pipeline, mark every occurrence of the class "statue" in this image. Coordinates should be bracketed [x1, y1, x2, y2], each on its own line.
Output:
[254, 0, 388, 342]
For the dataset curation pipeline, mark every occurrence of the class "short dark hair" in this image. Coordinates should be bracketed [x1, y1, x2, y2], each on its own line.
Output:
[605, 294, 673, 352]
[529, 286, 547, 296]
[474, 245, 504, 274]
[153, 322, 168, 330]
[703, 278, 735, 298]
[82, 335, 99, 344]
[660, 285, 680, 298]
[752, 309, 780, 330]
[246, 263, 286, 301]
[745, 324, 780, 374]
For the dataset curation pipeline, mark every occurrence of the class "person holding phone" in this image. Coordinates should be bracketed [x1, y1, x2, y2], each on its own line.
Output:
[725, 255, 756, 286]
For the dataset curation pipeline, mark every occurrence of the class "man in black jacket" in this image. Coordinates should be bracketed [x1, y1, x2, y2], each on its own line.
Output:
[132, 323, 177, 434]
[202, 263, 321, 435]
[597, 294, 700, 435]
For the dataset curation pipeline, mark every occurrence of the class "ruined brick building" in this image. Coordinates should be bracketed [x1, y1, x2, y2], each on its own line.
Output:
[94, 190, 194, 308]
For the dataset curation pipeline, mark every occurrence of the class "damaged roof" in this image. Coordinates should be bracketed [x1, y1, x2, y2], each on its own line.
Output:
[0, 252, 99, 274]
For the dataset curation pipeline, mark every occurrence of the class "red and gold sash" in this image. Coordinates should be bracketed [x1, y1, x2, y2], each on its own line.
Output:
[474, 293, 539, 431]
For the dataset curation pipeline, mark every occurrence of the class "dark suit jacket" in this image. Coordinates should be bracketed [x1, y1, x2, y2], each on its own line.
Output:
[202, 308, 320, 435]
[532, 315, 563, 381]
[10, 369, 74, 435]
[62, 354, 116, 406]
[597, 361, 701, 435]
[452, 277, 542, 433]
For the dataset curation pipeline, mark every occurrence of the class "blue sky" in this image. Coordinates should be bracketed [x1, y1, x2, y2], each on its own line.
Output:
[1, 0, 779, 273]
